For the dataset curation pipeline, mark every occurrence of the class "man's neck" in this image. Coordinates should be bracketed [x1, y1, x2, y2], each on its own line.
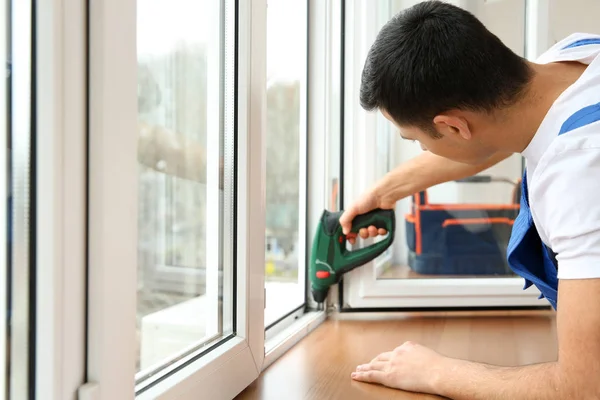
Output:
[493, 61, 589, 154]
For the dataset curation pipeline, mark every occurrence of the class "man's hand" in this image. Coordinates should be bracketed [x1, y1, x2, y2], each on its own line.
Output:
[338, 151, 511, 245]
[351, 341, 447, 395]
[339, 184, 395, 244]
[350, 279, 600, 399]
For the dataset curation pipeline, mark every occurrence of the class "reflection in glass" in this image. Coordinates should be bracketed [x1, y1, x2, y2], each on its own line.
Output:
[135, 0, 234, 379]
[264, 0, 307, 327]
[377, 0, 525, 280]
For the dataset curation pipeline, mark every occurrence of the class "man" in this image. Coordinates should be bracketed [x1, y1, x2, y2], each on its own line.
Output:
[339, 1, 600, 398]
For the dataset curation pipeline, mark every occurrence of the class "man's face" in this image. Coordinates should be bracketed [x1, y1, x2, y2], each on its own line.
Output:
[380, 110, 496, 165]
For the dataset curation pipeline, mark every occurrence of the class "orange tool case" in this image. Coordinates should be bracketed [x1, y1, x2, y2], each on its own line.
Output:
[405, 176, 521, 275]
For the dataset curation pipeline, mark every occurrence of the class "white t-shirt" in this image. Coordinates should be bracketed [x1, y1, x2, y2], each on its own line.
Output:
[523, 33, 600, 280]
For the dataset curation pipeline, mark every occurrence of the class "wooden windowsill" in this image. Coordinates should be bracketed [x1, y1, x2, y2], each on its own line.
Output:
[237, 314, 557, 399]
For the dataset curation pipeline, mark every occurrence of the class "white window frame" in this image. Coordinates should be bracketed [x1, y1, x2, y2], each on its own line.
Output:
[305, 0, 344, 314]
[525, 0, 551, 60]
[25, 0, 560, 398]
[85, 0, 267, 399]
[35, 1, 88, 399]
[340, 0, 548, 310]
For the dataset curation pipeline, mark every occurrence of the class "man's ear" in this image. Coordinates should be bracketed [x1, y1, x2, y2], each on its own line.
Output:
[433, 114, 472, 140]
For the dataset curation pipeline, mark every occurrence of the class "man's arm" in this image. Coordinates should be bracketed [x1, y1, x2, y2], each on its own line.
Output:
[340, 150, 512, 236]
[375, 150, 513, 203]
[433, 279, 600, 399]
[138, 122, 215, 183]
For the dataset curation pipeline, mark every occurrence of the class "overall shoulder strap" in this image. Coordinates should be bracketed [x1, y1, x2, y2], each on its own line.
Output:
[559, 103, 600, 136]
[562, 38, 600, 50]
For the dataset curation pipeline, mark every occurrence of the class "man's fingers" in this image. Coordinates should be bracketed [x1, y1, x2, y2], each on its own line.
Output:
[339, 209, 357, 235]
[348, 227, 387, 244]
[371, 352, 392, 362]
[364, 226, 387, 239]
[351, 370, 386, 384]
[357, 361, 387, 372]
[367, 226, 378, 237]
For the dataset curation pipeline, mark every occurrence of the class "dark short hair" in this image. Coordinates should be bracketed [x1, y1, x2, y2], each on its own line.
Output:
[360, 0, 532, 135]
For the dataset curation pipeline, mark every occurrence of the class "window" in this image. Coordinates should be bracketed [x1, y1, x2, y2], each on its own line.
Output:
[264, 0, 308, 328]
[340, 0, 545, 309]
[382, 0, 526, 282]
[87, 0, 266, 398]
[21, 0, 600, 398]
[135, 0, 235, 381]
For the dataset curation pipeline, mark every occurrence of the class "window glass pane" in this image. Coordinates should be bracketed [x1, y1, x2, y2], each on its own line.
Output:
[547, 0, 600, 46]
[1, 0, 9, 397]
[8, 0, 33, 397]
[264, 0, 307, 327]
[376, 0, 526, 280]
[135, 0, 235, 383]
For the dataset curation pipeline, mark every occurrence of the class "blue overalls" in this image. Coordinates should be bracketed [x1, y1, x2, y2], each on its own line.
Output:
[506, 37, 600, 310]
[507, 103, 600, 310]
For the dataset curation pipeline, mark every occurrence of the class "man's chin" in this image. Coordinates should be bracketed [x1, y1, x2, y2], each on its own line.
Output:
[461, 158, 487, 165]
[428, 150, 490, 165]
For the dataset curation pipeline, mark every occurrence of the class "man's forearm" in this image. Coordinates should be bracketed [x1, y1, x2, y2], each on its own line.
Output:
[375, 151, 512, 203]
[434, 359, 562, 400]
[138, 122, 213, 183]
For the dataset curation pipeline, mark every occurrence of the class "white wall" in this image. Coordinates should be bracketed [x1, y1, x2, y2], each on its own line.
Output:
[548, 0, 600, 43]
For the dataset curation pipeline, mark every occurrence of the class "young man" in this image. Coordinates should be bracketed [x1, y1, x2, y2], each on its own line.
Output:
[339, 1, 600, 399]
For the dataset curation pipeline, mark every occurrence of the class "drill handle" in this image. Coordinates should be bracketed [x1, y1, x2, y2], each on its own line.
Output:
[341, 208, 396, 272]
[349, 208, 395, 233]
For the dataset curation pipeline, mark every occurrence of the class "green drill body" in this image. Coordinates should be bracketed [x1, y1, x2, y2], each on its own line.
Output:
[309, 208, 396, 303]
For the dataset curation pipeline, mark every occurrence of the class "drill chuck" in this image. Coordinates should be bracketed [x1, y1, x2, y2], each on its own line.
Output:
[311, 287, 329, 304]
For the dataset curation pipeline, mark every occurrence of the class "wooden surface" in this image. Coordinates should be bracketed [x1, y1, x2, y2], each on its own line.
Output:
[236, 313, 557, 400]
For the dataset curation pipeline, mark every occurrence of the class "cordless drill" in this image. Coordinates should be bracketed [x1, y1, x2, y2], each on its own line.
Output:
[309, 208, 396, 305]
